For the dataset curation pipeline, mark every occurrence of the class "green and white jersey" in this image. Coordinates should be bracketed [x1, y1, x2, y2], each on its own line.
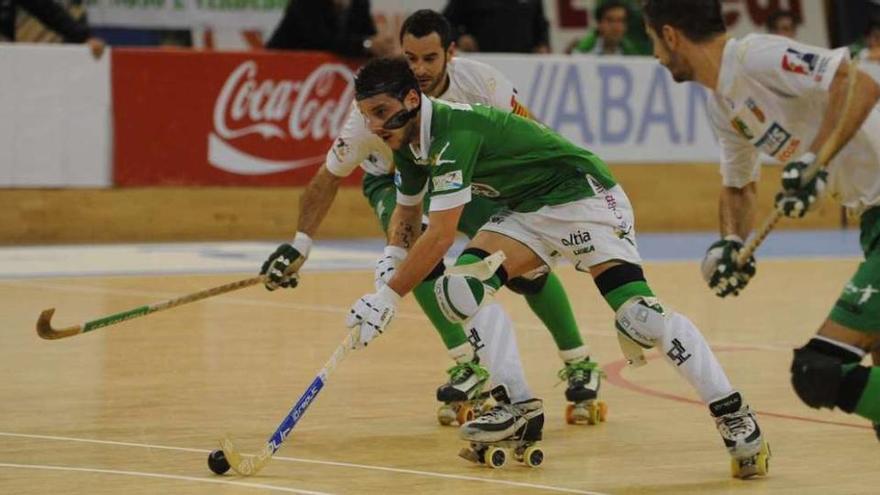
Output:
[394, 95, 616, 213]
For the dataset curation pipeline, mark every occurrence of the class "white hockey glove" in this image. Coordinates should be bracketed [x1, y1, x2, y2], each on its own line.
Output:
[346, 285, 401, 349]
[374, 245, 407, 290]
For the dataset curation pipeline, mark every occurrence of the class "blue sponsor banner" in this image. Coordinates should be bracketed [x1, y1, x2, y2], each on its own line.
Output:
[470, 54, 720, 163]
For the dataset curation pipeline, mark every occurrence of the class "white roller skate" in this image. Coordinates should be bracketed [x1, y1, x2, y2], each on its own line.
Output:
[436, 360, 490, 426]
[559, 358, 608, 425]
[458, 385, 544, 469]
[710, 392, 771, 479]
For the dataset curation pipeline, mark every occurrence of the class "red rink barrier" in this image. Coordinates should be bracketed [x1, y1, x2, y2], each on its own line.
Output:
[112, 49, 363, 186]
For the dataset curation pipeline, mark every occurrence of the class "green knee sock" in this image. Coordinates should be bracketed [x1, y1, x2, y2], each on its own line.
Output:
[851, 365, 880, 422]
[524, 272, 583, 351]
[602, 280, 656, 311]
[413, 280, 468, 350]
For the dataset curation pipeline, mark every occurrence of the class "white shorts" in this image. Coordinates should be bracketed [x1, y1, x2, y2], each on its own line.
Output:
[479, 184, 641, 272]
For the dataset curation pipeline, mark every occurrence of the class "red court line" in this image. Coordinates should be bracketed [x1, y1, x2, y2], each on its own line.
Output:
[603, 345, 872, 430]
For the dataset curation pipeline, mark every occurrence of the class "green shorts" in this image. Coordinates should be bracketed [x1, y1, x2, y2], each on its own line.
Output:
[361, 172, 502, 239]
[829, 206, 880, 333]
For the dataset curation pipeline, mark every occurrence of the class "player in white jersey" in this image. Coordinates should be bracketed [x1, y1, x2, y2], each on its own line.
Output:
[260, 10, 605, 426]
[642, 0, 880, 439]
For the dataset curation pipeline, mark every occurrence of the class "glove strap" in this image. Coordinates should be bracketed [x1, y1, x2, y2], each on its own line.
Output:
[377, 284, 402, 305]
[292, 231, 313, 259]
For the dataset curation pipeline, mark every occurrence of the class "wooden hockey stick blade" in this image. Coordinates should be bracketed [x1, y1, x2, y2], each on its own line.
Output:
[220, 437, 273, 477]
[36, 308, 82, 340]
[36, 275, 265, 340]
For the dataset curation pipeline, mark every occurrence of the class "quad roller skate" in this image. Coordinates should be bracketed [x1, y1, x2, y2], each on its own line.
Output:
[559, 359, 607, 425]
[458, 385, 544, 469]
[436, 360, 490, 426]
[710, 392, 771, 479]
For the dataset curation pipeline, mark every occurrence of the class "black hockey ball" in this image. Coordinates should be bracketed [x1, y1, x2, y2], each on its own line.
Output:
[208, 449, 231, 475]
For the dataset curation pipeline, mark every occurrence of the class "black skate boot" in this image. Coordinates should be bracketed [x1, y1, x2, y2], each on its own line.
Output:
[458, 385, 544, 468]
[436, 360, 490, 426]
[710, 392, 771, 479]
[558, 358, 607, 425]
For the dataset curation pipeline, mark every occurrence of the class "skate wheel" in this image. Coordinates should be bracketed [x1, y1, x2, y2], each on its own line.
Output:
[731, 441, 771, 479]
[587, 403, 600, 425]
[485, 446, 507, 469]
[523, 445, 544, 468]
[437, 405, 456, 426]
[598, 401, 608, 422]
[456, 403, 475, 425]
[564, 404, 577, 425]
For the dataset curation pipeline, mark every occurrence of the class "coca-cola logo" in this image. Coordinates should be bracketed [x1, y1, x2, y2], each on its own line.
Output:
[209, 60, 355, 175]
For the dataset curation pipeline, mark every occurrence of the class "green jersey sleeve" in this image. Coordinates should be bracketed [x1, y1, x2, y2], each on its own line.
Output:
[393, 154, 429, 206]
[426, 130, 483, 212]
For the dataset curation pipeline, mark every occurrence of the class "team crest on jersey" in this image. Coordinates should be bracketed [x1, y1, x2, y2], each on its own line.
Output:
[781, 48, 818, 76]
[755, 123, 792, 156]
[745, 98, 766, 123]
[731, 117, 754, 139]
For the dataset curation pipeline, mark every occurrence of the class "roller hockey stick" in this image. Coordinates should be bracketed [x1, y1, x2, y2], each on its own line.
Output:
[220, 328, 357, 476]
[736, 60, 859, 267]
[37, 275, 265, 340]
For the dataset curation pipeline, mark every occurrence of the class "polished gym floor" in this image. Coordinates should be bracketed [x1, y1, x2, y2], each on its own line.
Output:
[1, 233, 877, 494]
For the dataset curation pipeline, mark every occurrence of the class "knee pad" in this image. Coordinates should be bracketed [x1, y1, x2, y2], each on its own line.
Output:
[434, 274, 494, 323]
[791, 346, 844, 410]
[614, 296, 667, 349]
[790, 338, 866, 411]
[506, 273, 549, 296]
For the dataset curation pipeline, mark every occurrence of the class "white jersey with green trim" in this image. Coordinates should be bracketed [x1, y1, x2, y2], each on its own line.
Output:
[708, 34, 880, 213]
[324, 57, 520, 178]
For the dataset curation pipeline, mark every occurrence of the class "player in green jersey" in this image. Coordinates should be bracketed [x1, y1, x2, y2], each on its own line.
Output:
[344, 57, 770, 477]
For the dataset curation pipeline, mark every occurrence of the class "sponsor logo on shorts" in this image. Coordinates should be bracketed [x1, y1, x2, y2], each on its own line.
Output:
[615, 223, 635, 246]
[561, 229, 592, 247]
[755, 123, 792, 156]
[573, 246, 595, 255]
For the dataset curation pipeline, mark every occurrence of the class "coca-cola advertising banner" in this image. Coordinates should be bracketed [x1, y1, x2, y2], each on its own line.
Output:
[113, 49, 360, 186]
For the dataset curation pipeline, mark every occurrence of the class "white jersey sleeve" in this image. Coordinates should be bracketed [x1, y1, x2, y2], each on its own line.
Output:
[444, 58, 522, 113]
[708, 95, 761, 188]
[325, 102, 394, 178]
[737, 34, 848, 97]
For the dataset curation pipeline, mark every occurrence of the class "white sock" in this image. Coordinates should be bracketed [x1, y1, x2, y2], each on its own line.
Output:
[469, 303, 533, 402]
[660, 311, 734, 404]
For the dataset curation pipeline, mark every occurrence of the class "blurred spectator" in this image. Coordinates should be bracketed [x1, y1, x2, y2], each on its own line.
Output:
[766, 9, 798, 39]
[442, 0, 550, 53]
[570, 0, 639, 55]
[855, 17, 880, 62]
[0, 0, 104, 58]
[266, 0, 396, 57]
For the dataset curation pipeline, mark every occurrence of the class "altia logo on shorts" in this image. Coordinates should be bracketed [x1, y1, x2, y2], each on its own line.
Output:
[209, 61, 355, 175]
[561, 230, 591, 247]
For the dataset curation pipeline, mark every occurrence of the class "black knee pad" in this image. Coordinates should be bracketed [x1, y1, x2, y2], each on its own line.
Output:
[506, 273, 549, 296]
[790, 338, 865, 411]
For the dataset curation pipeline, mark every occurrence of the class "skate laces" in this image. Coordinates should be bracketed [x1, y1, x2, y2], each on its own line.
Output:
[718, 409, 754, 439]
[447, 361, 489, 384]
[557, 359, 602, 386]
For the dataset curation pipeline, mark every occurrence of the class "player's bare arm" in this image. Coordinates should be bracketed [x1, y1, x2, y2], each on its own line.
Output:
[388, 205, 464, 297]
[387, 202, 423, 249]
[719, 183, 757, 240]
[808, 62, 880, 162]
[297, 165, 343, 236]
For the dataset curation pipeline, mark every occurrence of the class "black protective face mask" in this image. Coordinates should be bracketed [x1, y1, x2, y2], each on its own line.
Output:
[382, 105, 419, 130]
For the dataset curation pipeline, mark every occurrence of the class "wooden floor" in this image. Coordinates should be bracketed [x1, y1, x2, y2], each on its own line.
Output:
[1, 259, 878, 494]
